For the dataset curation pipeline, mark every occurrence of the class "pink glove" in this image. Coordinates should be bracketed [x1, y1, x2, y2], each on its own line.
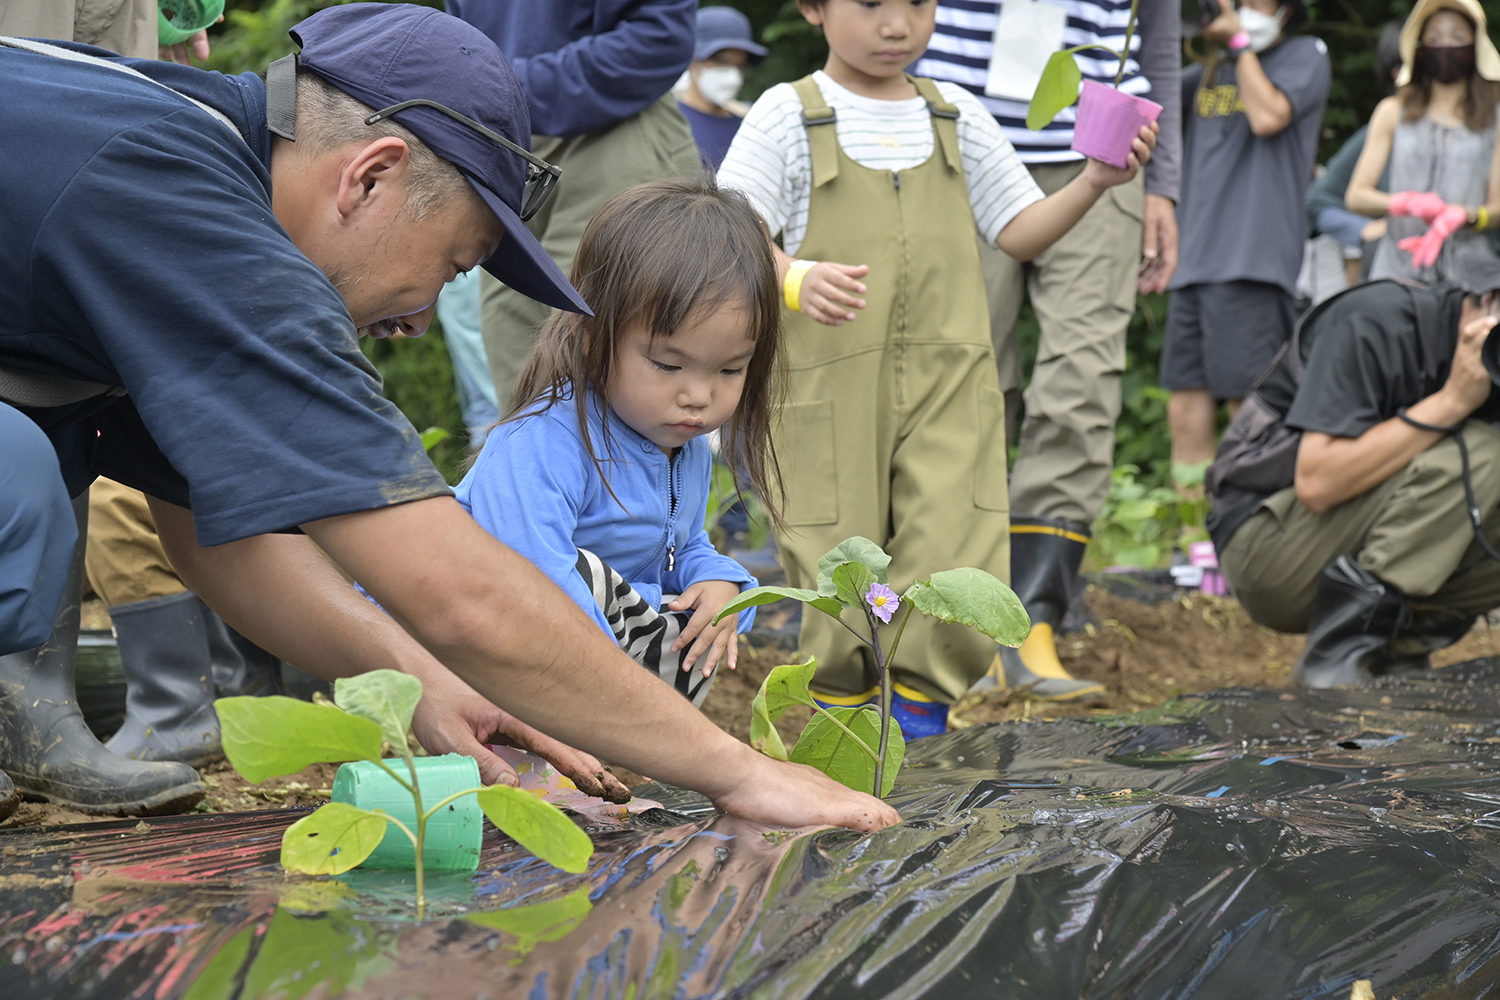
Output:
[1398, 204, 1468, 269]
[1388, 191, 1450, 223]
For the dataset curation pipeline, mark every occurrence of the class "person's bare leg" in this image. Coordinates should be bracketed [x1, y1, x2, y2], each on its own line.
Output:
[1169, 389, 1218, 466]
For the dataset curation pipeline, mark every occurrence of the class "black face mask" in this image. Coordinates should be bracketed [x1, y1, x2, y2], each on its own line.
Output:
[1417, 44, 1477, 84]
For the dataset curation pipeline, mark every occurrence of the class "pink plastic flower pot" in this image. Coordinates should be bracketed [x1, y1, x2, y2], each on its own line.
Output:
[1071, 80, 1162, 169]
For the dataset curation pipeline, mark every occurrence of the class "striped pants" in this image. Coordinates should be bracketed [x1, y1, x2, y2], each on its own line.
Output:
[574, 550, 715, 707]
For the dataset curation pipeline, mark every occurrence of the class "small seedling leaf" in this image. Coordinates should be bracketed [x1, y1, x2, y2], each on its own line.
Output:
[831, 561, 877, 611]
[791, 706, 905, 797]
[1026, 50, 1083, 130]
[280, 802, 389, 875]
[904, 568, 1031, 646]
[420, 426, 451, 452]
[334, 670, 424, 754]
[464, 886, 593, 959]
[712, 585, 842, 625]
[217, 696, 384, 783]
[476, 785, 593, 874]
[816, 537, 890, 596]
[750, 659, 819, 760]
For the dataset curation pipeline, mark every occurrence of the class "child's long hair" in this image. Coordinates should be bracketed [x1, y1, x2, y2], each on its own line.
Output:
[508, 176, 786, 530]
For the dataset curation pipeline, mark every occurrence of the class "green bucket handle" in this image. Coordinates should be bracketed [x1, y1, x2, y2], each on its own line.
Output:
[331, 754, 485, 872]
[157, 0, 224, 47]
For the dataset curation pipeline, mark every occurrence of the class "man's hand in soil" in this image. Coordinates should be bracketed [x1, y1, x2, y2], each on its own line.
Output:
[667, 580, 744, 677]
[712, 754, 902, 833]
[411, 668, 632, 803]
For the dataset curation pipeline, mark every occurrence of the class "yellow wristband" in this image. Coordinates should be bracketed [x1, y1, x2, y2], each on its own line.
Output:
[1479, 206, 1490, 231]
[783, 259, 817, 313]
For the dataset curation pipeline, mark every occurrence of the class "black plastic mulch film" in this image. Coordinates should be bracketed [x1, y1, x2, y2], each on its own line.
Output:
[9, 661, 1500, 998]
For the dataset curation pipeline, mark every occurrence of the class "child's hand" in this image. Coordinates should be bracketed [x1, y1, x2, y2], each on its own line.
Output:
[1081, 121, 1158, 190]
[800, 261, 870, 327]
[668, 580, 746, 677]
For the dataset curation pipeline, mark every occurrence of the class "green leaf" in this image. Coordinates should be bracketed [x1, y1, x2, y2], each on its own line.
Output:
[280, 801, 390, 876]
[903, 568, 1031, 646]
[750, 659, 819, 760]
[420, 426, 451, 453]
[1026, 50, 1083, 130]
[333, 670, 424, 754]
[476, 785, 594, 874]
[464, 886, 593, 959]
[790, 706, 905, 797]
[216, 696, 384, 783]
[831, 561, 877, 610]
[712, 585, 843, 626]
[816, 537, 890, 596]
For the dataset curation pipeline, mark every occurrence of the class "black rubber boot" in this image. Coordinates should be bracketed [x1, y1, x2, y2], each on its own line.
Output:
[0, 496, 204, 816]
[976, 516, 1106, 703]
[104, 591, 222, 768]
[1292, 555, 1414, 688]
[204, 605, 285, 699]
[1385, 606, 1477, 675]
[0, 770, 16, 823]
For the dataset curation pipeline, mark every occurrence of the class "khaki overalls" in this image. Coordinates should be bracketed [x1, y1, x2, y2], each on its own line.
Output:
[775, 76, 1011, 704]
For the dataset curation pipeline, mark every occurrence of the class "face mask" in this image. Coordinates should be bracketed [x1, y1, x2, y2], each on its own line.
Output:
[696, 66, 744, 108]
[1417, 44, 1477, 84]
[1237, 5, 1283, 53]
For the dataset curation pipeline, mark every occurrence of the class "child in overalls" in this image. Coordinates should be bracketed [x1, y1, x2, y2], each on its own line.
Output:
[719, 0, 1154, 735]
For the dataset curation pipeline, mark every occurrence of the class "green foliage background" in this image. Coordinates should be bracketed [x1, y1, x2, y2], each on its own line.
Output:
[202, 0, 1500, 519]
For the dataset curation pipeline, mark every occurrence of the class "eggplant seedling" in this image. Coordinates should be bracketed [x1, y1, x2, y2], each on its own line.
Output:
[215, 670, 592, 918]
[712, 537, 1030, 795]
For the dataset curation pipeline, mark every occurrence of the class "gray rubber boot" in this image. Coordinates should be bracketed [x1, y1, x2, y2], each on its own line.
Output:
[105, 591, 223, 768]
[204, 607, 285, 699]
[0, 496, 204, 816]
[0, 770, 17, 823]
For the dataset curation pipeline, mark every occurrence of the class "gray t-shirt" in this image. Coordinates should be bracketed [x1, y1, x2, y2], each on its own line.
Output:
[1171, 36, 1331, 294]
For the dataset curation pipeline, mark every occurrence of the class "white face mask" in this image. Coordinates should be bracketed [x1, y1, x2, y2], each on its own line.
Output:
[696, 66, 743, 108]
[1237, 5, 1284, 52]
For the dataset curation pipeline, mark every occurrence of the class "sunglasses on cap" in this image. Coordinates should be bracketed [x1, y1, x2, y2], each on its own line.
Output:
[364, 99, 562, 221]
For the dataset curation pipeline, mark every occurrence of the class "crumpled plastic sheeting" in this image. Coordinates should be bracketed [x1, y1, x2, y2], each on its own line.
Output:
[10, 660, 1500, 998]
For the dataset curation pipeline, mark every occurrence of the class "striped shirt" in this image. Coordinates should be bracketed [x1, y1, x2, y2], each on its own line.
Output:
[718, 71, 1043, 256]
[913, 0, 1148, 164]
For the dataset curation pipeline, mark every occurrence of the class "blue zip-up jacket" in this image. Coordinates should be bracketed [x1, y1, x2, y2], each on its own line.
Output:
[455, 390, 757, 639]
[444, 0, 695, 138]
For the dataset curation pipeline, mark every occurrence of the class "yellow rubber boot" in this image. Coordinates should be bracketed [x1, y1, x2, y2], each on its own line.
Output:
[973, 516, 1107, 703]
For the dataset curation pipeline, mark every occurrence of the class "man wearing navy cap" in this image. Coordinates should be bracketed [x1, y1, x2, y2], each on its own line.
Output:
[0, 4, 898, 833]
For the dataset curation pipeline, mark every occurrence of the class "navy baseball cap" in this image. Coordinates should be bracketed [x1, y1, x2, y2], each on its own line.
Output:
[694, 6, 767, 62]
[290, 3, 590, 315]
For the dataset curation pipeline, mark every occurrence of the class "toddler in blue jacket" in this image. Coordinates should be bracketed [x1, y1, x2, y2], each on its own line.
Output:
[456, 178, 785, 706]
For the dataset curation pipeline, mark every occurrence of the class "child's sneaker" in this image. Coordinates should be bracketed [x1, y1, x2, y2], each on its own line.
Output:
[891, 684, 949, 739]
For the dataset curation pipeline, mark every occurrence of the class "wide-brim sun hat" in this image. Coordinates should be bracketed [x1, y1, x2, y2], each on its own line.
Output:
[290, 3, 590, 315]
[1395, 0, 1500, 87]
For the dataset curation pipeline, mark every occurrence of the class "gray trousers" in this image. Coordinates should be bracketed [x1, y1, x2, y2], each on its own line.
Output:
[1221, 422, 1500, 633]
[479, 94, 701, 414]
[984, 160, 1143, 526]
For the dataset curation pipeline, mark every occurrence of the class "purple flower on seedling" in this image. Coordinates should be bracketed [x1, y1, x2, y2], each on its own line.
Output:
[866, 583, 899, 624]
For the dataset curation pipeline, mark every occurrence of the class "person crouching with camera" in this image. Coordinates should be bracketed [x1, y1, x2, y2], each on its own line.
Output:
[1207, 257, 1500, 687]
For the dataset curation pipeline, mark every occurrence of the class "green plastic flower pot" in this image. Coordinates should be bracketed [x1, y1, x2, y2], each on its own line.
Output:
[331, 754, 483, 872]
[157, 0, 224, 46]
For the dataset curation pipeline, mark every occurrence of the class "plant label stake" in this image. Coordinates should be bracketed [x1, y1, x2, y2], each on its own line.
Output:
[712, 536, 1030, 796]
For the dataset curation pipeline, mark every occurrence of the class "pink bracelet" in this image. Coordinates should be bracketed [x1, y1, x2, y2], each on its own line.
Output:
[1227, 30, 1250, 53]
